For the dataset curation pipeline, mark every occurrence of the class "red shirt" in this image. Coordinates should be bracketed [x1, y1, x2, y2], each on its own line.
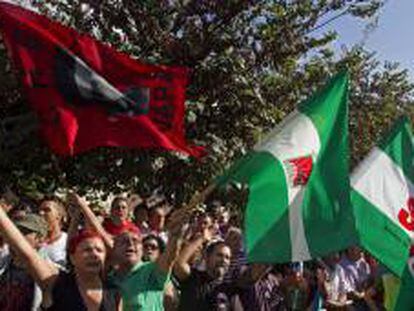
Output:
[103, 218, 140, 236]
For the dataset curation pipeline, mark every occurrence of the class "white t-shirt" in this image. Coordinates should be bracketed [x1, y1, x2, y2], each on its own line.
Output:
[43, 232, 68, 268]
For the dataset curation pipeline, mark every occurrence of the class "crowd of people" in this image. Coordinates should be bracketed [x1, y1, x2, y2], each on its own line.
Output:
[0, 188, 398, 310]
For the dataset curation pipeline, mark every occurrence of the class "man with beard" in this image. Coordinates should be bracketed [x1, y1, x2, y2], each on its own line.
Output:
[175, 227, 268, 311]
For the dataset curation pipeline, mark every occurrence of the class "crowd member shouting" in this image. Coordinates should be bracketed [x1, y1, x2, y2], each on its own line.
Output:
[142, 234, 165, 263]
[69, 192, 190, 310]
[0, 206, 118, 310]
[103, 197, 138, 237]
[174, 225, 268, 311]
[141, 234, 179, 311]
[109, 208, 188, 310]
[39, 196, 68, 268]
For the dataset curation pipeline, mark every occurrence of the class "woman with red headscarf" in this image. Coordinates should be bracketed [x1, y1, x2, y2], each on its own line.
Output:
[0, 206, 118, 310]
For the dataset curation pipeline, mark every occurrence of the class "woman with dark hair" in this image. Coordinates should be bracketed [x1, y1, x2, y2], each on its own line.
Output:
[133, 201, 150, 236]
[103, 197, 138, 236]
[0, 206, 118, 310]
[142, 234, 166, 262]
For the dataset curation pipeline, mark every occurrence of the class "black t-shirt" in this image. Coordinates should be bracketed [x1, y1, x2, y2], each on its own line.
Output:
[0, 262, 36, 311]
[45, 272, 117, 311]
[178, 269, 242, 311]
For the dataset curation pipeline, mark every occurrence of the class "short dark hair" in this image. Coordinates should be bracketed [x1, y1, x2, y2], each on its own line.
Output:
[205, 241, 229, 257]
[134, 201, 148, 213]
[143, 234, 166, 253]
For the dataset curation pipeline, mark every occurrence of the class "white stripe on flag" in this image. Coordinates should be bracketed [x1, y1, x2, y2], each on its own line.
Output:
[289, 188, 311, 261]
[256, 111, 320, 260]
[351, 147, 414, 239]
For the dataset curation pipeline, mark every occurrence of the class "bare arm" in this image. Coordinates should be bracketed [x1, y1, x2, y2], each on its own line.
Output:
[66, 203, 82, 253]
[68, 193, 114, 249]
[0, 206, 58, 290]
[156, 208, 189, 275]
[173, 223, 216, 281]
[165, 185, 216, 279]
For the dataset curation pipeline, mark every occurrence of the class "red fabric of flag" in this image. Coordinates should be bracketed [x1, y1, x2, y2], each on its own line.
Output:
[0, 2, 203, 157]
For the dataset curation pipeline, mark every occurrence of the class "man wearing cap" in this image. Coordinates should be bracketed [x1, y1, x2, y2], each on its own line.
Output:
[0, 213, 49, 310]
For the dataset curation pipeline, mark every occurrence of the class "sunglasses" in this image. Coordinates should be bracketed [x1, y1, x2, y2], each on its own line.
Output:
[143, 243, 159, 251]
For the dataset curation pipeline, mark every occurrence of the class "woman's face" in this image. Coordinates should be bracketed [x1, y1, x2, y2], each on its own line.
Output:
[71, 237, 106, 275]
[142, 237, 161, 262]
[111, 199, 129, 222]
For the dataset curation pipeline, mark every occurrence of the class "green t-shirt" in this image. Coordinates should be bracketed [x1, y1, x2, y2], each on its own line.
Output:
[111, 261, 169, 311]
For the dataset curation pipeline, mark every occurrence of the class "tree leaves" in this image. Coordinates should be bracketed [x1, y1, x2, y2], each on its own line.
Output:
[1, 0, 411, 205]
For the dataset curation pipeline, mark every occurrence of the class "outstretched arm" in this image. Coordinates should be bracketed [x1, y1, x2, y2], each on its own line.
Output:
[156, 208, 190, 275]
[0, 206, 58, 290]
[158, 185, 215, 279]
[66, 203, 82, 252]
[67, 193, 114, 249]
[173, 222, 215, 281]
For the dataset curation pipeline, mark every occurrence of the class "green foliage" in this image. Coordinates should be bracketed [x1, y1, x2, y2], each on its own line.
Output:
[1, 0, 412, 204]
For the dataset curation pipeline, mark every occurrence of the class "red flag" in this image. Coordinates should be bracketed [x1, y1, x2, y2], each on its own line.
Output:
[0, 2, 202, 156]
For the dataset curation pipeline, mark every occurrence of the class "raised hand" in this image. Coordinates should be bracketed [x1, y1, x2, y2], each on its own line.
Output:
[166, 208, 191, 238]
[67, 192, 87, 208]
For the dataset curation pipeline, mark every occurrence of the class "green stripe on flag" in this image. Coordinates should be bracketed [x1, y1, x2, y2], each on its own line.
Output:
[227, 151, 292, 262]
[298, 71, 349, 145]
[352, 190, 410, 276]
[220, 71, 356, 263]
[299, 71, 357, 257]
[378, 116, 414, 184]
[393, 265, 414, 311]
[351, 116, 414, 311]
[219, 152, 291, 262]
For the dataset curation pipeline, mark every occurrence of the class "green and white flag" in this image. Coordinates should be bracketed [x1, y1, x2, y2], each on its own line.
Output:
[221, 71, 357, 263]
[351, 117, 414, 310]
